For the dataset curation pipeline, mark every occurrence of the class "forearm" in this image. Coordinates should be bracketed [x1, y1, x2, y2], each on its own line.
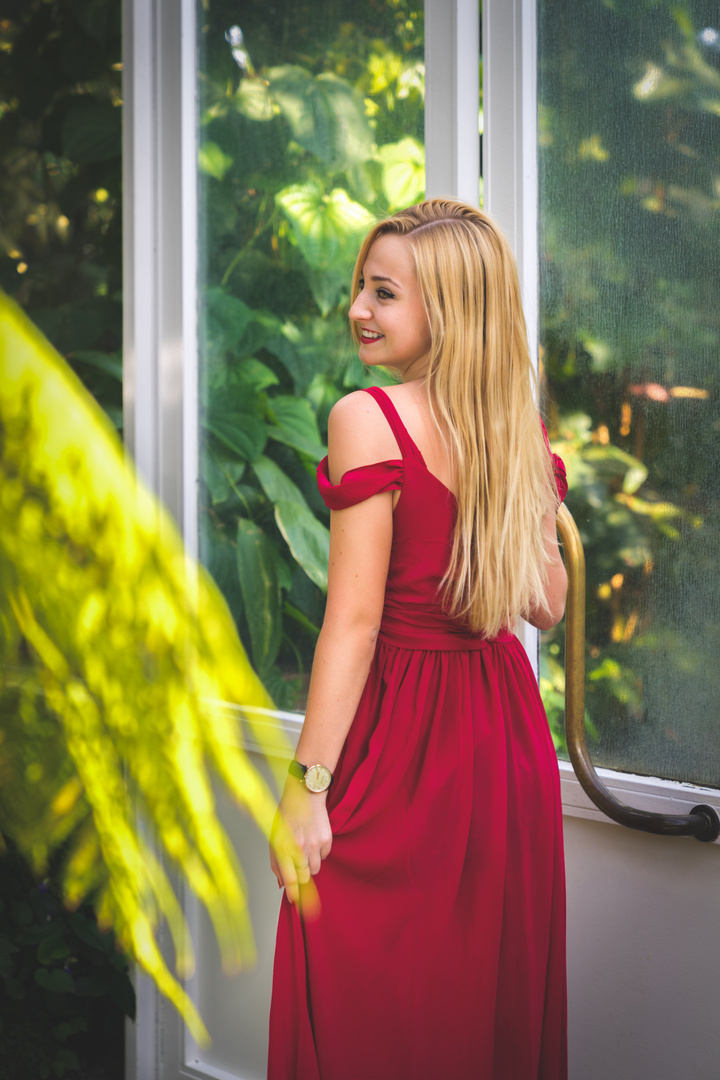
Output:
[526, 513, 568, 630]
[294, 615, 380, 771]
[271, 616, 378, 901]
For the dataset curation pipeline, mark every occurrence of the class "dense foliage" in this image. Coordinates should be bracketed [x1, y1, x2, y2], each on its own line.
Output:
[0, 843, 131, 1080]
[538, 0, 720, 784]
[0, 0, 123, 428]
[195, 0, 427, 709]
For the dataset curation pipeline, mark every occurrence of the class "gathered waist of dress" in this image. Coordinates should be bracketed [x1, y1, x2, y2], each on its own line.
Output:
[378, 603, 517, 652]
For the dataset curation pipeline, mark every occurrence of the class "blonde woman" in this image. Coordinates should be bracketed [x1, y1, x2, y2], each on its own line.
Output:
[269, 199, 568, 1080]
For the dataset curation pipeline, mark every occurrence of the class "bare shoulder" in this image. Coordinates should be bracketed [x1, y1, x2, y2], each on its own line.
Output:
[373, 379, 429, 422]
[327, 390, 400, 482]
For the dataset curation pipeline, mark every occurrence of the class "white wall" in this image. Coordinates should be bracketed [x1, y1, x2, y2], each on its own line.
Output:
[565, 815, 720, 1080]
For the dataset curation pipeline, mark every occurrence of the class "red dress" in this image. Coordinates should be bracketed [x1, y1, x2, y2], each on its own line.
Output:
[268, 387, 568, 1080]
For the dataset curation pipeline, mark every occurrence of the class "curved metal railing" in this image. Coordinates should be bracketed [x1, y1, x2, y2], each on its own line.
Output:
[556, 503, 719, 843]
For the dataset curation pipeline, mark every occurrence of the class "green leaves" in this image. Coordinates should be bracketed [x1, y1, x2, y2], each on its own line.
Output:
[61, 101, 122, 164]
[253, 456, 330, 592]
[277, 182, 376, 270]
[199, 141, 234, 181]
[582, 444, 648, 494]
[377, 137, 425, 210]
[268, 66, 373, 167]
[267, 395, 325, 460]
[205, 413, 268, 462]
[276, 182, 376, 313]
[193, 14, 426, 717]
[275, 501, 330, 592]
[36, 930, 71, 965]
[236, 520, 282, 676]
[34, 968, 75, 994]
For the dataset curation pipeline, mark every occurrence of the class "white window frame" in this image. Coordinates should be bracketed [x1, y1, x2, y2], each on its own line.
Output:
[123, 0, 720, 1075]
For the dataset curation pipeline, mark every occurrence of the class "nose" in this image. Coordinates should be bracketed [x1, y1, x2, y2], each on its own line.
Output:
[349, 290, 371, 322]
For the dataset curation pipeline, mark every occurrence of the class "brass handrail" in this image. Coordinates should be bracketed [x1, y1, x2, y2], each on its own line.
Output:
[556, 503, 720, 843]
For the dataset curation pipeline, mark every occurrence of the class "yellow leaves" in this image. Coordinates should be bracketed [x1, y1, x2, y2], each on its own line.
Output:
[77, 591, 107, 642]
[51, 776, 84, 818]
[0, 290, 293, 1043]
[366, 48, 403, 97]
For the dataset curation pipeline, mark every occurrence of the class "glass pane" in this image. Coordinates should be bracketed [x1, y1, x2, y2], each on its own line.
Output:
[196, 2, 425, 714]
[538, 0, 720, 787]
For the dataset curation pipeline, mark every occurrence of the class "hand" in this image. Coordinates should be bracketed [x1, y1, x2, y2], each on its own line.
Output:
[270, 777, 333, 906]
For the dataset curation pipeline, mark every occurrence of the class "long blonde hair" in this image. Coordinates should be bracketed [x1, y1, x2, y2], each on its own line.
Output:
[351, 198, 557, 636]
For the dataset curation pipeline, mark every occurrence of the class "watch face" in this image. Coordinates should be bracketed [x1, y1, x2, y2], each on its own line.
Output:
[304, 764, 332, 793]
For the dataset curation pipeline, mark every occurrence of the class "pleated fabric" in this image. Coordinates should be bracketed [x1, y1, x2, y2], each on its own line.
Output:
[268, 387, 567, 1080]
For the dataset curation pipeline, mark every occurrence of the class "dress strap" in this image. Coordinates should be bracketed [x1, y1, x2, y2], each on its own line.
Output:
[361, 387, 425, 463]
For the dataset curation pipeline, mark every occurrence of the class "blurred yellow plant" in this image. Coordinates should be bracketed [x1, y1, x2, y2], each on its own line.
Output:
[0, 291, 291, 1042]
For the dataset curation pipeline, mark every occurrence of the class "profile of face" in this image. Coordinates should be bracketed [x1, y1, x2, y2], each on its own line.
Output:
[349, 233, 432, 379]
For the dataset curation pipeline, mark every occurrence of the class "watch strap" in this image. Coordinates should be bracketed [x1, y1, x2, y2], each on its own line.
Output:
[288, 759, 307, 781]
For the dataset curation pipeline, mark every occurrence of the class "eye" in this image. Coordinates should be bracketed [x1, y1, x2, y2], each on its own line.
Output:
[377, 288, 395, 300]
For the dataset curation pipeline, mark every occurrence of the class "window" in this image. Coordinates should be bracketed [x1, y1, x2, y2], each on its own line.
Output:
[538, 0, 720, 787]
[196, 1, 426, 715]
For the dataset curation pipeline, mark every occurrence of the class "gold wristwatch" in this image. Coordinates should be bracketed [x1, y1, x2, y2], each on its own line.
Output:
[288, 760, 333, 793]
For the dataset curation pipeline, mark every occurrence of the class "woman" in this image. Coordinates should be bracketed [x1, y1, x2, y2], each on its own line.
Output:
[268, 199, 568, 1080]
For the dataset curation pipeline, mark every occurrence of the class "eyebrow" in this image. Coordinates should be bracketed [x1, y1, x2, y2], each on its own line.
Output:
[369, 274, 401, 289]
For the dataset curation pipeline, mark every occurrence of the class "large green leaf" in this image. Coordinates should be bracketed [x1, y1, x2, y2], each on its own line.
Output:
[267, 427, 326, 461]
[253, 455, 310, 510]
[265, 322, 327, 394]
[233, 358, 279, 394]
[267, 66, 373, 167]
[201, 453, 246, 506]
[266, 396, 325, 460]
[276, 182, 375, 274]
[235, 520, 282, 675]
[274, 500, 330, 592]
[204, 289, 254, 361]
[199, 141, 234, 181]
[270, 396, 322, 445]
[233, 79, 276, 122]
[72, 351, 123, 382]
[61, 101, 121, 163]
[582, 445, 648, 495]
[377, 137, 425, 210]
[34, 967, 75, 994]
[204, 413, 267, 462]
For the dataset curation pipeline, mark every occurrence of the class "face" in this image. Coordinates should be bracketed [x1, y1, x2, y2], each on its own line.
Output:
[349, 233, 432, 379]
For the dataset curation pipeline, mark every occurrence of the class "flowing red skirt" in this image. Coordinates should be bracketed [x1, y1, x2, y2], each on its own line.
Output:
[268, 633, 567, 1080]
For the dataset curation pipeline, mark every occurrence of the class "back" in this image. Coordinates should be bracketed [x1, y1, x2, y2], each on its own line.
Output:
[363, 387, 513, 650]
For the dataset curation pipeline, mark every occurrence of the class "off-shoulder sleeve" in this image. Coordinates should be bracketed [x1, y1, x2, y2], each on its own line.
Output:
[550, 452, 568, 504]
[317, 456, 404, 510]
[540, 419, 568, 504]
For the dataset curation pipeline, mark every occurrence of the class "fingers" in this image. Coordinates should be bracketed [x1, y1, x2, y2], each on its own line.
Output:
[277, 853, 300, 905]
[307, 850, 322, 877]
[271, 846, 325, 905]
[269, 800, 334, 904]
[319, 832, 333, 862]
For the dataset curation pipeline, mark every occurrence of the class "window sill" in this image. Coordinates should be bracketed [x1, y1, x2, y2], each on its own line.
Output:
[559, 759, 720, 844]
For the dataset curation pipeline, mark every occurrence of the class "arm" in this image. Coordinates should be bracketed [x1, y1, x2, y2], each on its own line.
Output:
[270, 395, 396, 903]
[525, 511, 568, 631]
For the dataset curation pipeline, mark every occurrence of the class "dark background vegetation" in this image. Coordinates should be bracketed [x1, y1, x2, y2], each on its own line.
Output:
[538, 0, 720, 785]
[1, 4, 128, 1077]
